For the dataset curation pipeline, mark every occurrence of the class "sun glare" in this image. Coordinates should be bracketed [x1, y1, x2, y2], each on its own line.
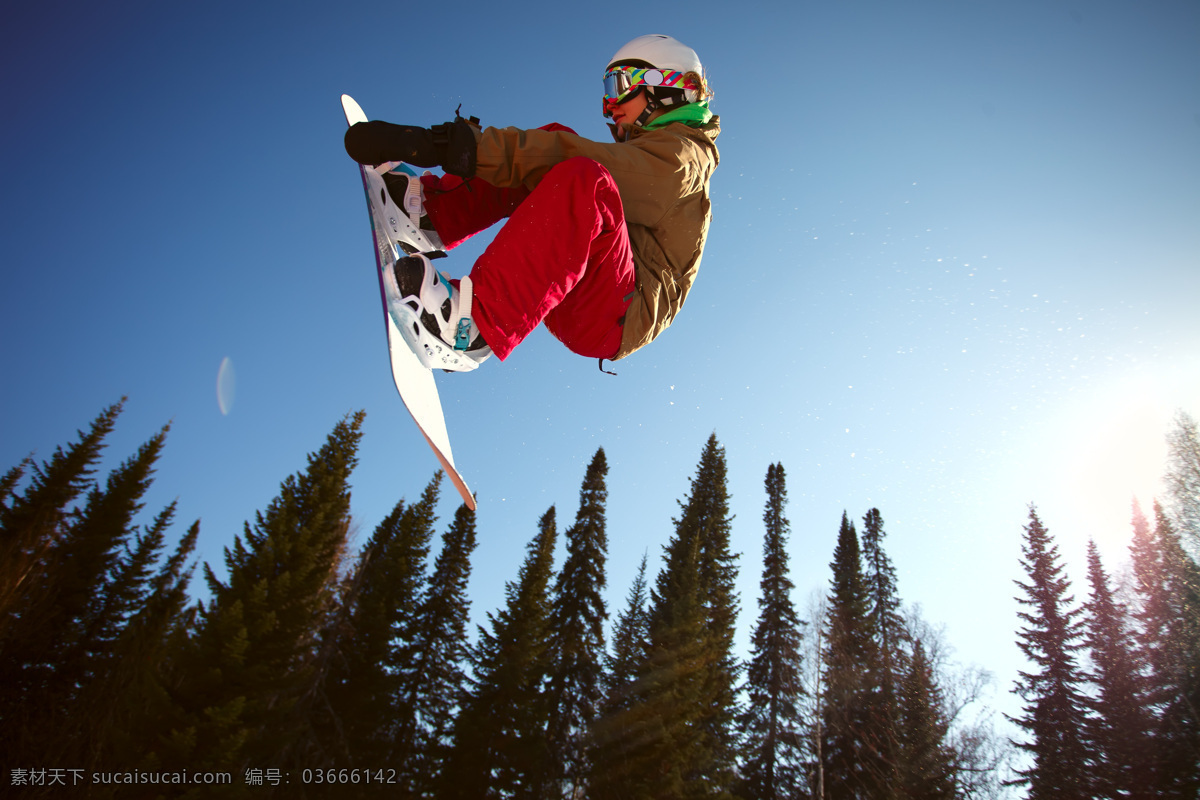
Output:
[1057, 378, 1174, 554]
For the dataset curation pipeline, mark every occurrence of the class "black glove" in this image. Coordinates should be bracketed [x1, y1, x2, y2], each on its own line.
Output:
[344, 117, 478, 178]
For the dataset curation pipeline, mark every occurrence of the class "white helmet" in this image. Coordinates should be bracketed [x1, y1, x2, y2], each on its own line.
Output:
[603, 34, 707, 123]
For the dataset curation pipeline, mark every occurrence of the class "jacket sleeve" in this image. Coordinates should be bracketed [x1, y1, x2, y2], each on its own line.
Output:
[474, 126, 696, 227]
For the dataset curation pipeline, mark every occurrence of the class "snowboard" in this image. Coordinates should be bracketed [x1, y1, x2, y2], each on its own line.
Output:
[341, 94, 476, 510]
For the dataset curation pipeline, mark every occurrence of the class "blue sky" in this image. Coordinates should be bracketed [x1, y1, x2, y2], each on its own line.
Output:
[3, 0, 1198, 756]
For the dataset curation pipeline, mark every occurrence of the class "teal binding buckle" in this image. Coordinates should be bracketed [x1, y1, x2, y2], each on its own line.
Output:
[454, 319, 472, 351]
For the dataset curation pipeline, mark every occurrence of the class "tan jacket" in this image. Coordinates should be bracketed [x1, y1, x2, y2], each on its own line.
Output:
[474, 117, 721, 360]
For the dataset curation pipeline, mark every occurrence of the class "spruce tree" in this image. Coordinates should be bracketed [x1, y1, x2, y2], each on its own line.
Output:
[0, 401, 122, 631]
[632, 530, 710, 799]
[404, 501, 478, 797]
[650, 434, 742, 796]
[440, 507, 558, 800]
[304, 472, 442, 788]
[106, 517, 201, 775]
[1158, 410, 1200, 794]
[546, 448, 610, 796]
[674, 434, 742, 792]
[895, 639, 955, 799]
[821, 511, 876, 799]
[601, 552, 650, 711]
[1159, 513, 1200, 797]
[592, 437, 740, 799]
[1082, 539, 1154, 800]
[3, 424, 169, 723]
[378, 476, 441, 772]
[1129, 500, 1171, 793]
[859, 507, 905, 797]
[739, 463, 807, 800]
[1130, 501, 1200, 796]
[168, 412, 365, 788]
[48, 508, 198, 783]
[1008, 506, 1090, 799]
[587, 553, 651, 798]
[0, 403, 202, 773]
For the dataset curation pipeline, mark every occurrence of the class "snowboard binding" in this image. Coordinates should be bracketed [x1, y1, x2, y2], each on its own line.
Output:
[383, 254, 491, 372]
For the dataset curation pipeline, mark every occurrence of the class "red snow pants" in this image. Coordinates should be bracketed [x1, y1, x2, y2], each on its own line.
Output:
[421, 145, 635, 361]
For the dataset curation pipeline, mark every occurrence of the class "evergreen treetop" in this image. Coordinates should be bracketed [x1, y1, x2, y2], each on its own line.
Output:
[1009, 506, 1091, 800]
[440, 507, 558, 800]
[739, 462, 806, 800]
[1082, 538, 1155, 800]
[0, 401, 200, 781]
[547, 448, 610, 794]
[821, 511, 883, 799]
[403, 500, 479, 797]
[177, 411, 365, 782]
[895, 639, 956, 799]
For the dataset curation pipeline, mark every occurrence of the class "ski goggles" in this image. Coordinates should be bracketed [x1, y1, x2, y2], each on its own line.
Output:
[602, 66, 697, 113]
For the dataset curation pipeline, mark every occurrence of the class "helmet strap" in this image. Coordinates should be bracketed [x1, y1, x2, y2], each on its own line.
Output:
[632, 85, 688, 128]
[633, 93, 660, 128]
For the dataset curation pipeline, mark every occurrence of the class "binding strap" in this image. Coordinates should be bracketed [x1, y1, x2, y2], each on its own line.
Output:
[452, 274, 474, 351]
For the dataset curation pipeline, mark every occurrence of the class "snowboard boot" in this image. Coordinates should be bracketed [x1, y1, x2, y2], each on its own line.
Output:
[383, 169, 444, 250]
[384, 253, 491, 371]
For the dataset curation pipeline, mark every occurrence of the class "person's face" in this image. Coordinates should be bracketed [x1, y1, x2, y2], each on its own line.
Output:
[611, 90, 650, 132]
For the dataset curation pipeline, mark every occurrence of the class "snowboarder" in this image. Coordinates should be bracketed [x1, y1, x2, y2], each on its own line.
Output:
[343, 34, 720, 371]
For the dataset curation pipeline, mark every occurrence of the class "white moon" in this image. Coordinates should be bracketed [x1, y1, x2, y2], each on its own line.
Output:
[217, 357, 237, 415]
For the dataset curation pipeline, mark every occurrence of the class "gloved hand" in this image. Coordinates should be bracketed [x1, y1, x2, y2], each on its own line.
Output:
[344, 117, 478, 178]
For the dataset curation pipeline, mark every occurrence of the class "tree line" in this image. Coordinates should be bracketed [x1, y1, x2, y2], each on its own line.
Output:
[1008, 414, 1200, 798]
[1, 401, 1197, 798]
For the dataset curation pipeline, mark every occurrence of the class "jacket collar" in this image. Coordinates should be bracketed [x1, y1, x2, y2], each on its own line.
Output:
[608, 104, 718, 143]
[643, 101, 713, 130]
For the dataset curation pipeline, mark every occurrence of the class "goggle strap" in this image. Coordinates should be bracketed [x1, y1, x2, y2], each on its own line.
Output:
[603, 66, 698, 103]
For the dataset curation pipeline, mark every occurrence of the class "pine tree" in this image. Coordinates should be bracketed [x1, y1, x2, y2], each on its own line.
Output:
[859, 507, 906, 797]
[1082, 539, 1155, 800]
[303, 472, 442, 790]
[404, 500, 479, 797]
[650, 434, 742, 797]
[738, 463, 807, 800]
[898, 604, 1015, 799]
[601, 552, 651, 711]
[1129, 500, 1172, 793]
[895, 639, 955, 799]
[545, 449, 610, 796]
[1158, 506, 1200, 797]
[1130, 500, 1200, 796]
[1008, 506, 1090, 799]
[634, 530, 710, 799]
[1158, 410, 1200, 794]
[586, 554, 651, 798]
[0, 403, 202, 774]
[2, 422, 169, 725]
[440, 508, 558, 799]
[672, 433, 742, 793]
[591, 436, 741, 799]
[0, 401, 123, 632]
[168, 412, 365, 788]
[45, 508, 199, 785]
[820, 511, 876, 799]
[98, 516, 201, 778]
[381, 475, 442, 775]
